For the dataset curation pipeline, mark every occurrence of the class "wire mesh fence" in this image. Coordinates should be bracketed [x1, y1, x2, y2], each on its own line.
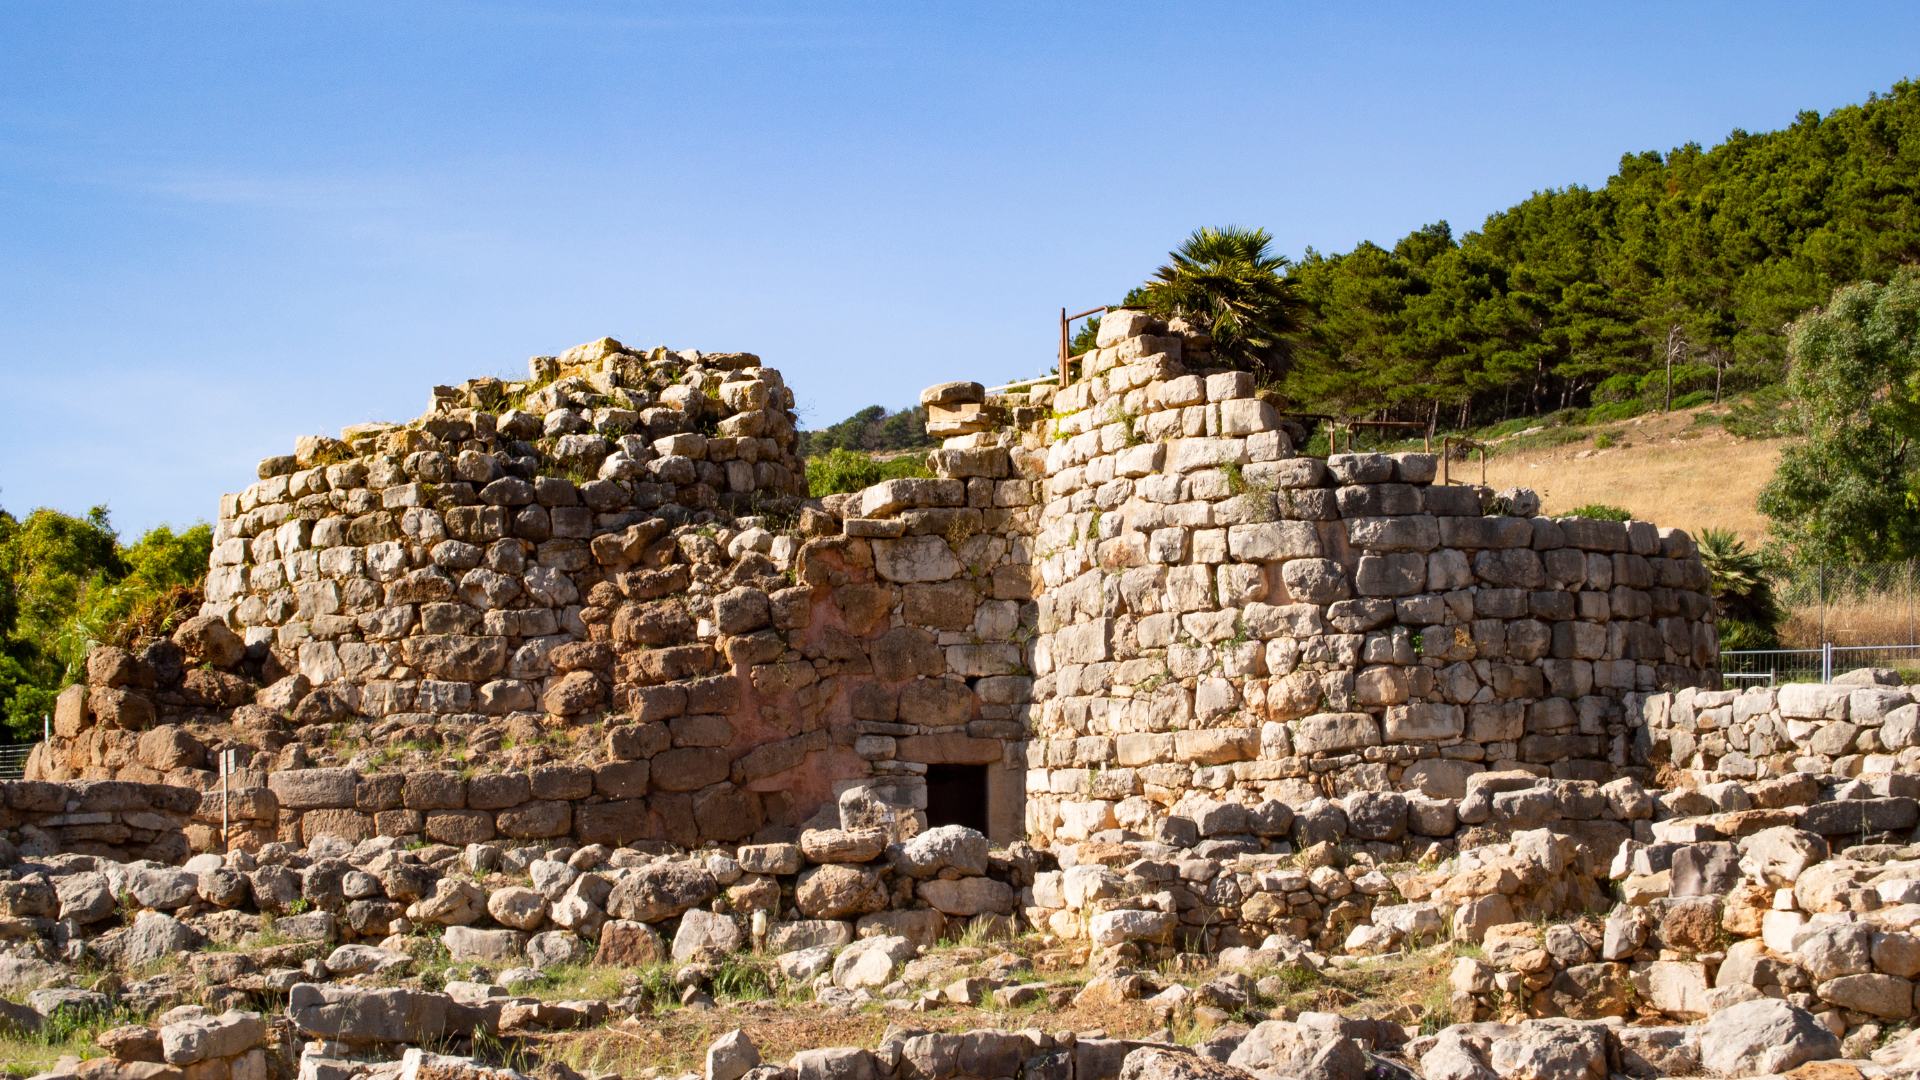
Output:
[0, 745, 32, 780]
[1721, 643, 1920, 684]
[1774, 559, 1920, 647]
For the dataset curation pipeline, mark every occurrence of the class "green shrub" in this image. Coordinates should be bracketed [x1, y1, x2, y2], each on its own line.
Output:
[1723, 384, 1792, 438]
[1592, 432, 1615, 450]
[1583, 399, 1644, 424]
[1698, 528, 1784, 648]
[1565, 503, 1633, 522]
[0, 508, 211, 741]
[804, 449, 931, 497]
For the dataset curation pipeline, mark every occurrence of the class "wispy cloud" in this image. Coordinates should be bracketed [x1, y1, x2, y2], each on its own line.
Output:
[139, 169, 416, 214]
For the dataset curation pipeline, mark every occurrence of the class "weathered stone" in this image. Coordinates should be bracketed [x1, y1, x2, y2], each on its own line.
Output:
[607, 863, 718, 923]
[1698, 998, 1840, 1076]
[796, 865, 887, 919]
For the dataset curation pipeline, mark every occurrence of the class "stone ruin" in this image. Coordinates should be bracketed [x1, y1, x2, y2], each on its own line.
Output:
[27, 313, 1720, 866]
[46, 314, 1920, 1080]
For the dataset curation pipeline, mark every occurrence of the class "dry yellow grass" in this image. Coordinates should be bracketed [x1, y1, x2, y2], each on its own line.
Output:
[1477, 407, 1788, 544]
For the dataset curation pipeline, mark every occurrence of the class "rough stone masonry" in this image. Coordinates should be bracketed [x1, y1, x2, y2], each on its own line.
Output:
[29, 312, 1720, 860]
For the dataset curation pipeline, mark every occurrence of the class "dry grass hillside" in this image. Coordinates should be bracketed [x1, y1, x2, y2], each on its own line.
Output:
[1475, 405, 1788, 544]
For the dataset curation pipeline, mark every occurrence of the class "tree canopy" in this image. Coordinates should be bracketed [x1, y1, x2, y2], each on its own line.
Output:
[0, 506, 211, 741]
[1758, 267, 1920, 563]
[1277, 81, 1920, 427]
[1130, 226, 1305, 383]
[796, 404, 932, 456]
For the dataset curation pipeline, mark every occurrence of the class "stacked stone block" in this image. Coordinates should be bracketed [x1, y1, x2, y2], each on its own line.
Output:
[1020, 310, 1718, 846]
[33, 318, 1719, 867]
[0, 779, 195, 863]
[1639, 680, 1920, 780]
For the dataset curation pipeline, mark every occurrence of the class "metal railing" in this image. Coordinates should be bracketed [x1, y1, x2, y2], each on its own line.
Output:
[0, 745, 33, 780]
[1334, 418, 1433, 453]
[1058, 306, 1108, 387]
[1721, 643, 1920, 685]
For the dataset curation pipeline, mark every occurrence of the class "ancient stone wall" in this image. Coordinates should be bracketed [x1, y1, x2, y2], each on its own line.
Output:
[32, 335, 1046, 850]
[32, 317, 1720, 861]
[0, 779, 196, 863]
[1016, 310, 1719, 848]
[1636, 679, 1920, 781]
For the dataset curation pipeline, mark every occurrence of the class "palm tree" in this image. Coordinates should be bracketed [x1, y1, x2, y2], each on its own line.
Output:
[1697, 527, 1784, 648]
[1130, 226, 1306, 382]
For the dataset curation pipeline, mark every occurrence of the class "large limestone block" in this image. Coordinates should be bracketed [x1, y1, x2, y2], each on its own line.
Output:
[160, 1009, 264, 1066]
[287, 984, 455, 1046]
[1225, 521, 1321, 562]
[895, 825, 989, 879]
[1119, 1048, 1260, 1080]
[916, 877, 1013, 917]
[873, 536, 962, 583]
[1778, 683, 1852, 720]
[1697, 998, 1840, 1076]
[796, 865, 888, 919]
[800, 827, 888, 864]
[1228, 1020, 1366, 1080]
[1290, 713, 1380, 755]
[672, 909, 745, 963]
[1088, 908, 1176, 947]
[606, 863, 718, 924]
[1487, 1023, 1608, 1080]
[269, 768, 358, 811]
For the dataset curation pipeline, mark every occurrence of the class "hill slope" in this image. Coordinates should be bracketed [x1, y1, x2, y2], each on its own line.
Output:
[1476, 406, 1787, 543]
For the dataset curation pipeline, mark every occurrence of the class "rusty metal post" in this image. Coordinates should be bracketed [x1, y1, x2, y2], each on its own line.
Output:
[1059, 307, 1070, 388]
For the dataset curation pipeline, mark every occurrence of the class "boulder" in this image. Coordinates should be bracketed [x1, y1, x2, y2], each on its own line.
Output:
[1817, 973, 1914, 1019]
[672, 909, 745, 963]
[1419, 1025, 1503, 1080]
[410, 878, 486, 926]
[443, 926, 524, 964]
[1738, 827, 1828, 887]
[894, 825, 990, 878]
[173, 615, 246, 668]
[325, 945, 411, 977]
[707, 1029, 761, 1080]
[1228, 1020, 1366, 1080]
[799, 827, 889, 864]
[1697, 998, 1840, 1076]
[777, 945, 836, 982]
[159, 1009, 263, 1066]
[795, 865, 887, 919]
[594, 920, 666, 966]
[1120, 1048, 1262, 1080]
[916, 877, 1013, 917]
[1090, 909, 1177, 947]
[1797, 922, 1875, 983]
[766, 919, 855, 953]
[831, 934, 916, 990]
[121, 912, 202, 968]
[790, 1048, 878, 1080]
[1487, 1022, 1608, 1080]
[606, 862, 718, 923]
[485, 886, 546, 932]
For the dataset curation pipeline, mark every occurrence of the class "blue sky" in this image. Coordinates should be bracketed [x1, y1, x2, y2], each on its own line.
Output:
[3, 3, 1918, 536]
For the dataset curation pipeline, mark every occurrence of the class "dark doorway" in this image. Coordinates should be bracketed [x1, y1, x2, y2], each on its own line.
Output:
[925, 764, 990, 833]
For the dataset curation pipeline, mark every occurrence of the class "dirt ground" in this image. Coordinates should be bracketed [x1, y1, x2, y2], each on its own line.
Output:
[1478, 407, 1786, 545]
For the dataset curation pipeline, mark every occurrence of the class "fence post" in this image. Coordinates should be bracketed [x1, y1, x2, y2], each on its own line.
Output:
[1822, 640, 1834, 683]
[1819, 563, 1828, 646]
